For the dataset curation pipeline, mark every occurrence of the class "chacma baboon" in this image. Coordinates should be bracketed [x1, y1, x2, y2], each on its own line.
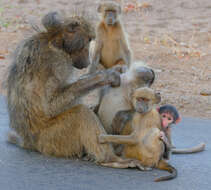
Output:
[7, 11, 147, 169]
[157, 104, 181, 149]
[112, 104, 205, 159]
[98, 62, 155, 133]
[157, 105, 205, 155]
[99, 87, 178, 182]
[89, 1, 131, 73]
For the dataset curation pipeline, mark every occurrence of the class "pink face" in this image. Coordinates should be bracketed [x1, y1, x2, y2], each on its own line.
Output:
[161, 112, 174, 129]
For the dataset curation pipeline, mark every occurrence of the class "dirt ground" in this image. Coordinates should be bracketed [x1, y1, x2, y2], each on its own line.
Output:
[0, 0, 210, 119]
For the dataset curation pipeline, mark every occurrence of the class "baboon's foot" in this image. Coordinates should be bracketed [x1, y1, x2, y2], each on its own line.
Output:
[100, 159, 152, 171]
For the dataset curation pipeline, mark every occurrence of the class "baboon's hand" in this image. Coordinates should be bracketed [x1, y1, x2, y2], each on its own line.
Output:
[99, 134, 106, 143]
[112, 64, 127, 74]
[106, 68, 121, 87]
[159, 131, 166, 141]
[128, 160, 152, 171]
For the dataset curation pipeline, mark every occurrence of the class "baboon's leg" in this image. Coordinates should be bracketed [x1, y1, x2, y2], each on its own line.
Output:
[111, 110, 134, 134]
[37, 105, 118, 162]
[99, 134, 138, 145]
[101, 159, 152, 171]
[8, 130, 37, 151]
[37, 105, 145, 169]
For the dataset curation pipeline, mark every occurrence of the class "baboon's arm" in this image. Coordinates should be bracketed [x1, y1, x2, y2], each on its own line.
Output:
[159, 131, 172, 150]
[112, 110, 134, 134]
[89, 31, 103, 73]
[99, 133, 138, 145]
[120, 35, 131, 67]
[45, 71, 112, 117]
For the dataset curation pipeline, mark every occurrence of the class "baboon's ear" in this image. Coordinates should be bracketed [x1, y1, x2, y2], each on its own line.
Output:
[175, 117, 181, 124]
[42, 11, 64, 31]
[97, 4, 103, 13]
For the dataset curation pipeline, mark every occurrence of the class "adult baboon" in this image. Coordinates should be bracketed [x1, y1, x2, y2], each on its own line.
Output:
[7, 11, 146, 169]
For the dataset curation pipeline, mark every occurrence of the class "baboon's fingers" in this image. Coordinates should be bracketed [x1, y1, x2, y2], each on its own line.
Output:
[130, 160, 152, 171]
[7, 131, 22, 147]
[100, 162, 130, 169]
[136, 164, 152, 171]
[172, 142, 205, 154]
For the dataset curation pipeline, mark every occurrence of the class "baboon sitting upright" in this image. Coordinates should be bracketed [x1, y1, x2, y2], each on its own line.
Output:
[89, 1, 131, 72]
[7, 11, 147, 169]
[99, 87, 177, 182]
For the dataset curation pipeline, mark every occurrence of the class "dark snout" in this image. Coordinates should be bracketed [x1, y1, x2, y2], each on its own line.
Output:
[72, 47, 90, 69]
[106, 12, 116, 25]
[73, 54, 90, 69]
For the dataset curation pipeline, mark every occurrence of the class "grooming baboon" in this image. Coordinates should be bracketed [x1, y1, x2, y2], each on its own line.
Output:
[89, 1, 131, 73]
[99, 87, 178, 182]
[7, 11, 148, 169]
[98, 62, 155, 133]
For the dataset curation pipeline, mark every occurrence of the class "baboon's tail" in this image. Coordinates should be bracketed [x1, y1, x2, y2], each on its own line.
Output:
[172, 143, 205, 154]
[7, 131, 22, 147]
[155, 159, 177, 182]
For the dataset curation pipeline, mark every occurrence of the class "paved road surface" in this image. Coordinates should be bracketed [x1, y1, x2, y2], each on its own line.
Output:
[0, 95, 210, 190]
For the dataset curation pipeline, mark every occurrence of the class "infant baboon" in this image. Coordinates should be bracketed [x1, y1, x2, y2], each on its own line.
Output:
[89, 1, 131, 72]
[99, 87, 178, 182]
[7, 11, 145, 169]
[98, 62, 155, 133]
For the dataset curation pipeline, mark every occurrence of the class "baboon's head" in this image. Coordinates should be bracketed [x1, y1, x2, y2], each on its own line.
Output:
[42, 12, 95, 69]
[132, 87, 161, 114]
[133, 67, 155, 87]
[126, 62, 155, 88]
[98, 1, 121, 26]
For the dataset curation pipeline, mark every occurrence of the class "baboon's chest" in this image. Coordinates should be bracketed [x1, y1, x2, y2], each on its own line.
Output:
[101, 32, 123, 68]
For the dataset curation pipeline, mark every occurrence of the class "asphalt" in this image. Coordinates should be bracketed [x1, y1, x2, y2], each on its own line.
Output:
[0, 95, 210, 190]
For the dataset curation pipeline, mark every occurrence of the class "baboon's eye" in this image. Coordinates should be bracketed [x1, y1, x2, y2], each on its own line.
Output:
[137, 97, 149, 102]
[67, 22, 79, 33]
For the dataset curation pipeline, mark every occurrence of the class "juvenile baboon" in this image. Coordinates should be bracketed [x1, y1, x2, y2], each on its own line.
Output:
[98, 62, 155, 132]
[99, 87, 178, 182]
[112, 105, 205, 158]
[7, 11, 146, 169]
[89, 1, 131, 72]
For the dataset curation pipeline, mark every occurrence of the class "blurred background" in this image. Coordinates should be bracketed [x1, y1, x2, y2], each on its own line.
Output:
[0, 0, 210, 118]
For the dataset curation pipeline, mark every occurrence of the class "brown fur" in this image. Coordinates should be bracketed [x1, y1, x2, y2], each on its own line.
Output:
[99, 87, 177, 182]
[111, 110, 205, 157]
[98, 62, 155, 133]
[89, 1, 131, 72]
[7, 11, 146, 169]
